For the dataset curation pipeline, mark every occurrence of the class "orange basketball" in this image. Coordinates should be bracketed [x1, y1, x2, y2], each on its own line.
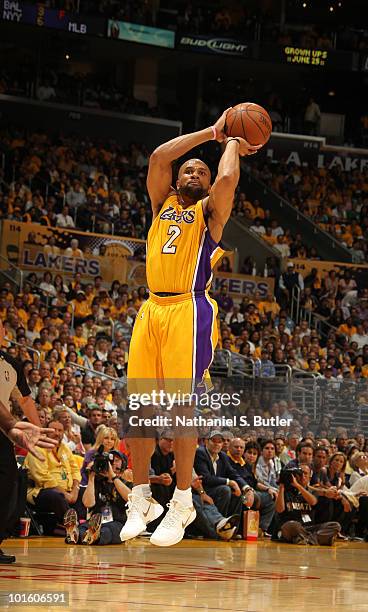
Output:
[225, 102, 272, 146]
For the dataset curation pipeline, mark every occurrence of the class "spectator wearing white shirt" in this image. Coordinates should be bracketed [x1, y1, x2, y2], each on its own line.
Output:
[271, 219, 284, 237]
[66, 180, 86, 210]
[351, 324, 368, 350]
[225, 306, 244, 326]
[250, 218, 266, 235]
[274, 235, 290, 258]
[56, 205, 75, 228]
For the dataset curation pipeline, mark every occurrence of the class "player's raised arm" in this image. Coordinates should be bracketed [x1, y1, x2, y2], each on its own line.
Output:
[205, 136, 261, 243]
[147, 109, 230, 218]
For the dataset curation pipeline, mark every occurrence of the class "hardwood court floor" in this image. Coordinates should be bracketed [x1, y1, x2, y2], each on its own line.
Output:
[1, 537, 368, 611]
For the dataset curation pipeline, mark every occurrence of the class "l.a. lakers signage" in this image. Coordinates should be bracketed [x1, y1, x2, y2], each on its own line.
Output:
[256, 133, 368, 172]
[0, 220, 145, 283]
[212, 272, 274, 298]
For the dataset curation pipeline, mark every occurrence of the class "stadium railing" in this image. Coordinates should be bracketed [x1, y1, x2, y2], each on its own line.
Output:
[241, 166, 352, 262]
[65, 361, 126, 388]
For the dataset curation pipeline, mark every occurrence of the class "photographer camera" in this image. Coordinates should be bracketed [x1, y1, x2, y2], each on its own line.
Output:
[64, 447, 131, 545]
[273, 465, 341, 545]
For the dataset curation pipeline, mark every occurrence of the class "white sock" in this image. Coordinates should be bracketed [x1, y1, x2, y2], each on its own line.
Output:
[132, 484, 151, 499]
[172, 487, 192, 507]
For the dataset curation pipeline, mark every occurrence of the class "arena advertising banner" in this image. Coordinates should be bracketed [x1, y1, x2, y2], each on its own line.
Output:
[258, 42, 355, 71]
[0, 1, 105, 36]
[212, 272, 274, 299]
[107, 19, 175, 49]
[257, 133, 368, 172]
[290, 258, 368, 288]
[176, 33, 249, 57]
[0, 220, 145, 284]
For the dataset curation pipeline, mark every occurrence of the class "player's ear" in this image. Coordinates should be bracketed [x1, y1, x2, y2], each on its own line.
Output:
[176, 179, 180, 189]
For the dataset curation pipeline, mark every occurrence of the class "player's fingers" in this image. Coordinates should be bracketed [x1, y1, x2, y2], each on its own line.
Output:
[27, 445, 46, 461]
[40, 428, 57, 435]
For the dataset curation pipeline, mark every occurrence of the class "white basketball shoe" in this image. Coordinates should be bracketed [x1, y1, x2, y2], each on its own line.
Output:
[149, 499, 196, 547]
[120, 494, 164, 542]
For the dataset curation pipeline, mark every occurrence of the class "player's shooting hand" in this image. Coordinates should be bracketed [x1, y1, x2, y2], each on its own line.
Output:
[226, 136, 262, 157]
[213, 108, 232, 142]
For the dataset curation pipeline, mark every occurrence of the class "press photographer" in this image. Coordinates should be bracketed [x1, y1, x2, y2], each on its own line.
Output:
[64, 447, 130, 545]
[273, 465, 341, 545]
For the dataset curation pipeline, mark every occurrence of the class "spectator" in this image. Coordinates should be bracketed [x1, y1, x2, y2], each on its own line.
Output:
[304, 97, 321, 136]
[273, 465, 340, 545]
[64, 450, 130, 545]
[56, 205, 75, 228]
[24, 420, 81, 524]
[228, 439, 275, 533]
[81, 407, 103, 450]
[255, 439, 279, 493]
[194, 431, 247, 518]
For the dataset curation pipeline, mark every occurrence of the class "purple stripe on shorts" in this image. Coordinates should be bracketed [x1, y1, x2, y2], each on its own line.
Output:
[194, 295, 214, 389]
[194, 230, 218, 291]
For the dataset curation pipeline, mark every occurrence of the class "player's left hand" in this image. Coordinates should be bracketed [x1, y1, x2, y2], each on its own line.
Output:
[212, 108, 232, 142]
[225, 136, 262, 156]
[8, 422, 57, 461]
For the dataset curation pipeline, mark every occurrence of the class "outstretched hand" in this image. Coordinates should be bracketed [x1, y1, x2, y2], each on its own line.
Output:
[8, 422, 56, 461]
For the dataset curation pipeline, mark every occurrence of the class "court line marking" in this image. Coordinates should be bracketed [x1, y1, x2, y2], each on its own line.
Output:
[72, 600, 257, 611]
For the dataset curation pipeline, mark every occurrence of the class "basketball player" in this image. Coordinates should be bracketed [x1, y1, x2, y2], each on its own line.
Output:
[120, 108, 260, 546]
[0, 320, 56, 563]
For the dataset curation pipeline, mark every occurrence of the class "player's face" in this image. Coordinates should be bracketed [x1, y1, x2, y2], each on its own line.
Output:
[177, 160, 210, 203]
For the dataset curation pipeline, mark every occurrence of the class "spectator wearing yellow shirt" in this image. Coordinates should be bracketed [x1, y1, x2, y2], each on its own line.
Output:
[65, 238, 84, 258]
[110, 296, 128, 319]
[98, 289, 113, 311]
[258, 293, 281, 320]
[13, 296, 28, 326]
[253, 199, 265, 219]
[262, 227, 277, 246]
[84, 284, 95, 306]
[338, 318, 357, 338]
[39, 328, 53, 354]
[73, 324, 87, 350]
[72, 291, 92, 323]
[24, 420, 81, 523]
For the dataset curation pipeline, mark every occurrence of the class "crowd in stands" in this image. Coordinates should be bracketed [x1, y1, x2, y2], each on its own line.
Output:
[23, 0, 368, 53]
[251, 160, 368, 263]
[0, 124, 366, 545]
[0, 129, 151, 238]
[0, 66, 175, 120]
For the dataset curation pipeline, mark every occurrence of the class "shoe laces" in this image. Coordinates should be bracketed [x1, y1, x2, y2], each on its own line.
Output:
[159, 500, 188, 530]
[126, 494, 147, 519]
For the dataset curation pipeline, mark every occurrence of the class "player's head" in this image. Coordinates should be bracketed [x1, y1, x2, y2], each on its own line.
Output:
[176, 159, 211, 204]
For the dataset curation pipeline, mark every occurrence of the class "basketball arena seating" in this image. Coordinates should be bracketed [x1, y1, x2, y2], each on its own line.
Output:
[0, 117, 367, 535]
[0, 125, 367, 441]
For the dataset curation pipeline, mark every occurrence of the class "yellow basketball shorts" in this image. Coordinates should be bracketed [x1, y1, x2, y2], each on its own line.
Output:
[127, 290, 218, 396]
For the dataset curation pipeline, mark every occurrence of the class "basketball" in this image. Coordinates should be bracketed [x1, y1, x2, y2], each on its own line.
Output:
[225, 102, 272, 146]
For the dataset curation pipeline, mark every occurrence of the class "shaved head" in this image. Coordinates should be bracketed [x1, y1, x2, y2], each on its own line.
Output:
[178, 159, 210, 178]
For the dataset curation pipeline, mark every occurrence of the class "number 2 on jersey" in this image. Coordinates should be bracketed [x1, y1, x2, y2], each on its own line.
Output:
[162, 225, 181, 254]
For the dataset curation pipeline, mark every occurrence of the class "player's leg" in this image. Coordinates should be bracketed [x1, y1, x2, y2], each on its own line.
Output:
[0, 433, 17, 563]
[150, 293, 217, 546]
[121, 300, 164, 541]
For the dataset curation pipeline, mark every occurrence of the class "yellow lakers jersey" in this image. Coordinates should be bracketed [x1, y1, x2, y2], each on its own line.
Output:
[146, 195, 224, 293]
